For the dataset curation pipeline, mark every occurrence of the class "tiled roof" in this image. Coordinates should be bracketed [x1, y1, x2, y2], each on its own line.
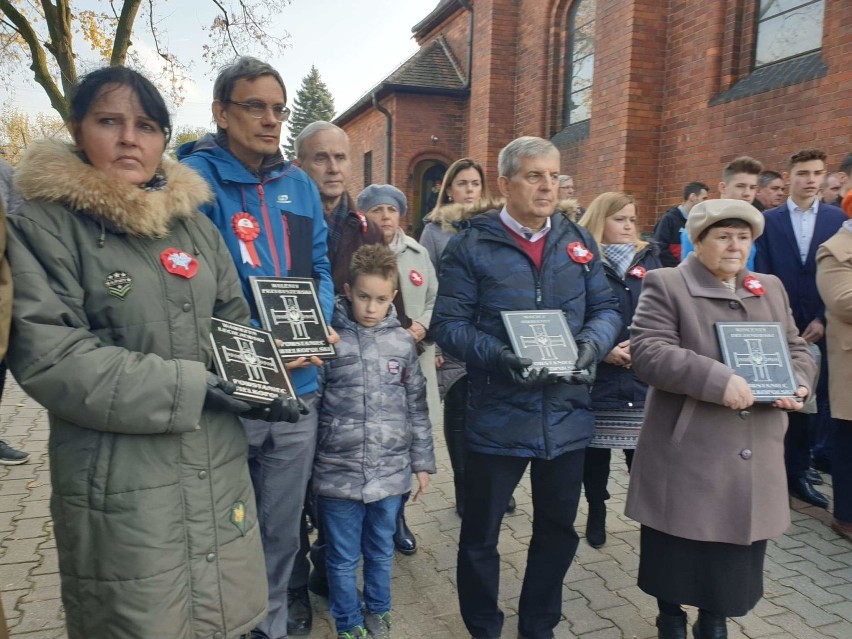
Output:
[385, 38, 465, 91]
[333, 36, 468, 126]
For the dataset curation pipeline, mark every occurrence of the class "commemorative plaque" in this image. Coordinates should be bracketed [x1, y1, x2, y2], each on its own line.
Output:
[249, 277, 335, 360]
[716, 322, 797, 402]
[501, 310, 580, 376]
[210, 318, 295, 404]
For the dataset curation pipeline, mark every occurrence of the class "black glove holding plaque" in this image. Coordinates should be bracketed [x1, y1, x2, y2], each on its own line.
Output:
[562, 340, 597, 385]
[496, 347, 560, 388]
[244, 395, 310, 424]
[204, 373, 252, 414]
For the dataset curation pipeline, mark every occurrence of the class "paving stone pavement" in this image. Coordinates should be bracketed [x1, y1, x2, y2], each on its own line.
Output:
[0, 377, 849, 639]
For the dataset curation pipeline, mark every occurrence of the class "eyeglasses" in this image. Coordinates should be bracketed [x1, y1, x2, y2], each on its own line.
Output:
[225, 100, 291, 122]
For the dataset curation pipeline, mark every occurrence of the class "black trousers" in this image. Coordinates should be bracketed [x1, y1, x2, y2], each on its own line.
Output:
[833, 420, 852, 522]
[457, 448, 584, 639]
[582, 447, 634, 504]
[786, 340, 831, 481]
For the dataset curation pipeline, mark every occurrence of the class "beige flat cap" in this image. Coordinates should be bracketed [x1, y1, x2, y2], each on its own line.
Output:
[686, 199, 765, 243]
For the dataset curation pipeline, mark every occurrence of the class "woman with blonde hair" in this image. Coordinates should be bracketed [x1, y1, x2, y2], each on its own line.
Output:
[577, 192, 661, 548]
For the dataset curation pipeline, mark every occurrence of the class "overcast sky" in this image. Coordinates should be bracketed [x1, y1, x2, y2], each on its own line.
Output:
[1, 0, 432, 131]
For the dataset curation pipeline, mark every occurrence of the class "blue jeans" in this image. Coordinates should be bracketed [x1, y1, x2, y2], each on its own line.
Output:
[320, 495, 402, 631]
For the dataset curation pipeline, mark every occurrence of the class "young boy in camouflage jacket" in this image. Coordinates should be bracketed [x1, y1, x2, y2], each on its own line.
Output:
[314, 244, 435, 639]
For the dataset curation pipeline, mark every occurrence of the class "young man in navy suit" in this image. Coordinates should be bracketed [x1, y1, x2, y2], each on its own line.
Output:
[755, 148, 846, 509]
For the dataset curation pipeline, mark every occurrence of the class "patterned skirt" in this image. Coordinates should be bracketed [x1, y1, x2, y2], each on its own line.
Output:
[588, 407, 644, 449]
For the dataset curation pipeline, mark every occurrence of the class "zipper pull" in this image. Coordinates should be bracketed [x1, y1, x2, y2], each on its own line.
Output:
[535, 284, 542, 304]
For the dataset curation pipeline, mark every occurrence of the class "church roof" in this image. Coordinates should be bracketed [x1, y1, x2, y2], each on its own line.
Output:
[334, 36, 468, 126]
[411, 0, 461, 39]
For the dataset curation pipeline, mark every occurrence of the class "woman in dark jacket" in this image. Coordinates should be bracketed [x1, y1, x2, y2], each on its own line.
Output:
[578, 192, 661, 548]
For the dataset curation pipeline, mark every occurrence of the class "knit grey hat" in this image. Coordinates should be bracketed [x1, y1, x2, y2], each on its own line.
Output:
[357, 184, 407, 216]
[686, 199, 765, 243]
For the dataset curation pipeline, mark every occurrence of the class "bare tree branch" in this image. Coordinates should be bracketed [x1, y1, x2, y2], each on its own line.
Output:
[110, 0, 141, 65]
[0, 0, 68, 120]
[210, 0, 238, 56]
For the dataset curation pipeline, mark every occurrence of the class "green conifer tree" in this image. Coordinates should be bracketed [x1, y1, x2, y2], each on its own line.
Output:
[283, 65, 335, 160]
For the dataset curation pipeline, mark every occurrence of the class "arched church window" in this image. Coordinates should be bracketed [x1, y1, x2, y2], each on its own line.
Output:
[754, 0, 825, 68]
[564, 0, 596, 125]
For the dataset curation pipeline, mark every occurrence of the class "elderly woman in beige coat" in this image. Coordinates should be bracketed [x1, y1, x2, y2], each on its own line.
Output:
[816, 223, 852, 542]
[357, 184, 438, 555]
[625, 200, 816, 639]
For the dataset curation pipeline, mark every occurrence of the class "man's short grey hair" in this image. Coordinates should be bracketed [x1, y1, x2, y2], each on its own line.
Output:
[498, 136, 560, 178]
[294, 121, 349, 161]
[558, 174, 573, 185]
[757, 170, 782, 187]
[213, 56, 286, 104]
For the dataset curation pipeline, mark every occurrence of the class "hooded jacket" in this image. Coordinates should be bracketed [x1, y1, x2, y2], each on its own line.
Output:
[6, 140, 267, 639]
[177, 134, 333, 396]
[431, 206, 621, 459]
[313, 297, 436, 503]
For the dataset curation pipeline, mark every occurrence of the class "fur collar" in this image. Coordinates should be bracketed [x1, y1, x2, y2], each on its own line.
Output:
[426, 197, 580, 232]
[554, 198, 580, 222]
[14, 139, 212, 238]
[425, 197, 505, 233]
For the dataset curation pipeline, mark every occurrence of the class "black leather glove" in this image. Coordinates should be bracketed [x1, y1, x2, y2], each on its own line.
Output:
[496, 348, 559, 388]
[204, 373, 252, 414]
[245, 395, 309, 423]
[563, 341, 598, 385]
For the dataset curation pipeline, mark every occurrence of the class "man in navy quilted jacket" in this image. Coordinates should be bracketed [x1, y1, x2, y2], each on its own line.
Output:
[431, 136, 620, 639]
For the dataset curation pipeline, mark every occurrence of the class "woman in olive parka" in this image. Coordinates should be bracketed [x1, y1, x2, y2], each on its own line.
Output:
[5, 67, 294, 639]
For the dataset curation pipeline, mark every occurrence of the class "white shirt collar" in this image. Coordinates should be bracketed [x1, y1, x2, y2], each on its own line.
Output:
[786, 196, 819, 215]
[499, 206, 551, 242]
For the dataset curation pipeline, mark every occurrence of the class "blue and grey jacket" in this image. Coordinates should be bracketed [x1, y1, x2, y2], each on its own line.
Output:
[313, 297, 435, 503]
[178, 134, 333, 396]
[431, 209, 621, 459]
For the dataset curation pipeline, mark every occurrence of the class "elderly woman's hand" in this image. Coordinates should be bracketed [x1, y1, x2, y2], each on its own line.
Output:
[603, 340, 631, 367]
[722, 374, 754, 411]
[773, 385, 809, 411]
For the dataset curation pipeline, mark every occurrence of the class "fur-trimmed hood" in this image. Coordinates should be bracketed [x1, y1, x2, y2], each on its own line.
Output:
[425, 196, 580, 233]
[14, 139, 212, 238]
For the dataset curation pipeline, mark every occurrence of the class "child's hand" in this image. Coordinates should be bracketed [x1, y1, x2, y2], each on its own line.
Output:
[411, 471, 430, 503]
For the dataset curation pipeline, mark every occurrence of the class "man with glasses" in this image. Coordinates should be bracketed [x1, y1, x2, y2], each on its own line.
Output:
[178, 56, 334, 639]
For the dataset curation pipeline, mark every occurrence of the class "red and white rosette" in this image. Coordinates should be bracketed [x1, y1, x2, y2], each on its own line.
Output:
[232, 212, 261, 268]
[743, 275, 765, 296]
[356, 211, 368, 234]
[567, 242, 593, 264]
[627, 265, 646, 279]
[409, 269, 424, 286]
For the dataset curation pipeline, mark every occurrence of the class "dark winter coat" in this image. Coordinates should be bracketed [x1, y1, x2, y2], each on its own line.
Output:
[314, 298, 436, 503]
[591, 243, 662, 411]
[652, 205, 686, 267]
[6, 140, 267, 639]
[431, 208, 621, 459]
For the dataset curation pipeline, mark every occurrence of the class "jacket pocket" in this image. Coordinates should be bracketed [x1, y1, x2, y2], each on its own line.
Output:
[670, 397, 697, 445]
[87, 432, 115, 511]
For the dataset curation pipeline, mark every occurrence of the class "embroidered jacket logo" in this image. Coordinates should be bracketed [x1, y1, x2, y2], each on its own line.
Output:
[277, 194, 291, 204]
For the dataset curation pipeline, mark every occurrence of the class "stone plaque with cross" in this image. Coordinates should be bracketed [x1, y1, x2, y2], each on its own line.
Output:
[501, 310, 580, 376]
[250, 277, 335, 359]
[716, 322, 797, 402]
[210, 318, 295, 403]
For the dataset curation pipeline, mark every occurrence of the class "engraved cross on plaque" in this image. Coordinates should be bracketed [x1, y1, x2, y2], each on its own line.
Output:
[733, 338, 783, 381]
[222, 338, 278, 384]
[520, 323, 567, 360]
[271, 295, 319, 341]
